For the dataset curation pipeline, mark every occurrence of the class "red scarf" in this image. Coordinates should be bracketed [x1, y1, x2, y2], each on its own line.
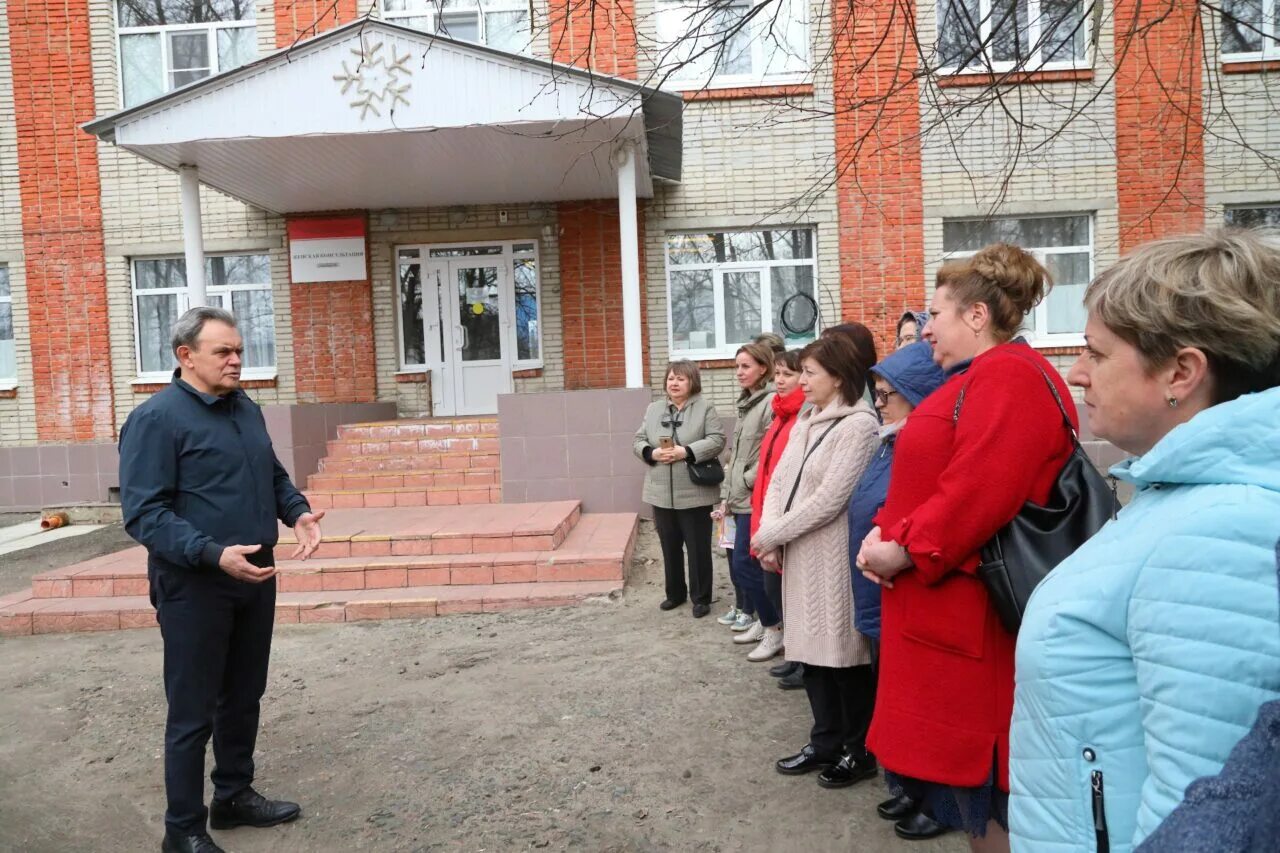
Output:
[749, 387, 806, 550]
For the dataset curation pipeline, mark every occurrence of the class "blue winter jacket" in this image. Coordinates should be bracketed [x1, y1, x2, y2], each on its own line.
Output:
[847, 341, 945, 639]
[1009, 386, 1280, 853]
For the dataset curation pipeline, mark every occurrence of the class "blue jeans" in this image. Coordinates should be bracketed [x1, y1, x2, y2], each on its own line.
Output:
[732, 513, 780, 627]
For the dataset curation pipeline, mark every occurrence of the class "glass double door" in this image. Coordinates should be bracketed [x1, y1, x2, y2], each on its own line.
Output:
[402, 247, 513, 416]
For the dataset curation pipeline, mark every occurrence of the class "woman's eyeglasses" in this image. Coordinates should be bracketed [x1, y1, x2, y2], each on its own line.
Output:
[873, 388, 899, 405]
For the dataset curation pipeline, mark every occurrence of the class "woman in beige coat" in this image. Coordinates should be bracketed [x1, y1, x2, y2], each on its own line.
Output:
[752, 334, 880, 789]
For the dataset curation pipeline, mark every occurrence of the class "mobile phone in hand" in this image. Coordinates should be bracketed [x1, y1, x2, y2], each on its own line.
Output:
[659, 436, 674, 450]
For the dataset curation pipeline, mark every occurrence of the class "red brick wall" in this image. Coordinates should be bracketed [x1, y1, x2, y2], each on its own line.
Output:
[287, 216, 378, 403]
[7, 0, 115, 441]
[830, 1, 926, 355]
[1113, 0, 1206, 249]
[557, 201, 648, 389]
[548, 0, 638, 77]
[275, 0, 361, 48]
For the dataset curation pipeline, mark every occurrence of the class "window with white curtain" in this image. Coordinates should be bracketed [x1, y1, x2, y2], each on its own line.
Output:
[132, 254, 276, 379]
[1221, 0, 1279, 60]
[936, 0, 1088, 71]
[381, 0, 533, 54]
[116, 0, 257, 108]
[941, 215, 1093, 345]
[655, 0, 809, 88]
[0, 266, 14, 386]
[666, 228, 819, 357]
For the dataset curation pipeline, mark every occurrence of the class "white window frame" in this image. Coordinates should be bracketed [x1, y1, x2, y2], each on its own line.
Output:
[936, 0, 1091, 74]
[115, 2, 256, 108]
[941, 213, 1093, 348]
[379, 0, 534, 52]
[130, 254, 277, 383]
[394, 239, 544, 372]
[0, 264, 14, 388]
[1220, 0, 1280, 62]
[654, 0, 810, 91]
[665, 228, 820, 360]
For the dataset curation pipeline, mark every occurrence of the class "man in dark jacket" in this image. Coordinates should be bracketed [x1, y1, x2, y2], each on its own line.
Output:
[119, 306, 325, 853]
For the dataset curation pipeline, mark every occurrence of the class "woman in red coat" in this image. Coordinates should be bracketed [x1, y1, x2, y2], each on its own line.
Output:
[857, 244, 1077, 851]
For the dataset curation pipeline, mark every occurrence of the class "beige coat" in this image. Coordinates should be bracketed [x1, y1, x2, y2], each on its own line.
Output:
[632, 394, 727, 510]
[721, 385, 775, 514]
[754, 399, 878, 668]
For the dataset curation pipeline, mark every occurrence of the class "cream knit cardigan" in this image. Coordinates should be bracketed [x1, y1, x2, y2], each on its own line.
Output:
[753, 399, 879, 668]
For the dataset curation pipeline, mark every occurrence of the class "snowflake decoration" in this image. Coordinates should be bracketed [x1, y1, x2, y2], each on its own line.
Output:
[333, 38, 413, 120]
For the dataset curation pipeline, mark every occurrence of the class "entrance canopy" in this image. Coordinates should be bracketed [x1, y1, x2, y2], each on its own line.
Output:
[83, 20, 683, 213]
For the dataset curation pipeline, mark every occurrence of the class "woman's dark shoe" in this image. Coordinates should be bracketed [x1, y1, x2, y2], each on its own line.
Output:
[209, 786, 301, 829]
[658, 599, 686, 611]
[894, 810, 951, 841]
[816, 752, 879, 788]
[775, 744, 837, 775]
[691, 603, 710, 618]
[876, 793, 919, 821]
[769, 660, 799, 678]
[777, 664, 805, 690]
[161, 833, 225, 853]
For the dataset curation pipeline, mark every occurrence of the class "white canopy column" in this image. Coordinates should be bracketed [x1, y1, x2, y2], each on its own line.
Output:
[616, 143, 643, 389]
[178, 165, 206, 307]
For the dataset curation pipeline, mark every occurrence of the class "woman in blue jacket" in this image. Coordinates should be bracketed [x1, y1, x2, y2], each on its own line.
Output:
[1009, 228, 1280, 852]
[846, 339, 946, 834]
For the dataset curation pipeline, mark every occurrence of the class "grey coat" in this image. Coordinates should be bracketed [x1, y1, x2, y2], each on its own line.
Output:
[721, 385, 775, 514]
[633, 394, 727, 510]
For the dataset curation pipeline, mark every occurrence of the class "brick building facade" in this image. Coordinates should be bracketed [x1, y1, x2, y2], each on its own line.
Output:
[0, 0, 1276, 509]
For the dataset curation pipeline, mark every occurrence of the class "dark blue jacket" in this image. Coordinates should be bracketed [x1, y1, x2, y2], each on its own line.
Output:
[847, 341, 946, 639]
[119, 370, 311, 573]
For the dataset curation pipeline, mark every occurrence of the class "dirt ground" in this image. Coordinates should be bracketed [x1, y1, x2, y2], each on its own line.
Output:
[0, 521, 966, 853]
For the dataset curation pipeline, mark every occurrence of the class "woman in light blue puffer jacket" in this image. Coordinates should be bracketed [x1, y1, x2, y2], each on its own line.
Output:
[1009, 229, 1280, 853]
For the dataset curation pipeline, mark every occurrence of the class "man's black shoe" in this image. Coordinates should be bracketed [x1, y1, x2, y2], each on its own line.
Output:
[161, 832, 225, 853]
[209, 787, 301, 829]
[817, 752, 879, 788]
[876, 793, 919, 821]
[659, 599, 685, 611]
[769, 660, 799, 678]
[894, 810, 951, 841]
[691, 603, 710, 618]
[777, 664, 804, 690]
[775, 744, 837, 776]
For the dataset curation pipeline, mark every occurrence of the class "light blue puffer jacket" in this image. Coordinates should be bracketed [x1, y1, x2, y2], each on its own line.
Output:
[1009, 386, 1280, 853]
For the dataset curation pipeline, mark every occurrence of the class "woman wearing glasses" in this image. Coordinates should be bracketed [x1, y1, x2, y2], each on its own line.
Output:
[634, 361, 726, 617]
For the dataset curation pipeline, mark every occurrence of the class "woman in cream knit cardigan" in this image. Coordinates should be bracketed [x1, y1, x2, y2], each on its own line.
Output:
[752, 334, 880, 789]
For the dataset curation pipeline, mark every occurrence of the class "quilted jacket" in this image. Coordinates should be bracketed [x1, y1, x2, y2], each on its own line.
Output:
[1009, 386, 1280, 853]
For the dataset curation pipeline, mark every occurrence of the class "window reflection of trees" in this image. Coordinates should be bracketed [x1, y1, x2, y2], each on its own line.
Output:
[116, 0, 254, 27]
[400, 264, 425, 365]
[513, 256, 539, 360]
[457, 267, 502, 361]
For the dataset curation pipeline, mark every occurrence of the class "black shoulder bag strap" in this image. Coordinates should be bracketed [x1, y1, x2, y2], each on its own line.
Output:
[783, 417, 845, 513]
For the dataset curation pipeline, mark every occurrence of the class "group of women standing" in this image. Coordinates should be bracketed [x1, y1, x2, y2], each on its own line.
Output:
[636, 228, 1280, 852]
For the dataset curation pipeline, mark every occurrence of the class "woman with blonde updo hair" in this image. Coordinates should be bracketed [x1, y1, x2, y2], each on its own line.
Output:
[857, 243, 1079, 847]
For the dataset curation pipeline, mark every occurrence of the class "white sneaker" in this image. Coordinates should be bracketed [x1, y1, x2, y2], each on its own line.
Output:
[733, 620, 766, 644]
[716, 606, 740, 625]
[747, 628, 785, 662]
[730, 612, 757, 632]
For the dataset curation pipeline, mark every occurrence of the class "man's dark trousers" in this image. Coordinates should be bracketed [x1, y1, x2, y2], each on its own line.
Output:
[152, 553, 276, 836]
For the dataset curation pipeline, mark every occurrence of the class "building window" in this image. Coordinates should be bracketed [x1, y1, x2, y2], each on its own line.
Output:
[0, 265, 13, 386]
[937, 0, 1088, 72]
[1225, 204, 1280, 227]
[132, 254, 276, 379]
[942, 214, 1092, 344]
[381, 0, 532, 53]
[666, 228, 818, 357]
[1221, 0, 1279, 60]
[116, 0, 258, 108]
[655, 0, 809, 88]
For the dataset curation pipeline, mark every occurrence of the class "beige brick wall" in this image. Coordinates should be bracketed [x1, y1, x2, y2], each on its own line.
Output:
[0, 4, 35, 446]
[635, 0, 840, 413]
[366, 205, 565, 416]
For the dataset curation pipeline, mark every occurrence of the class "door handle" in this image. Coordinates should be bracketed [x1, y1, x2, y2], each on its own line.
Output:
[456, 326, 468, 351]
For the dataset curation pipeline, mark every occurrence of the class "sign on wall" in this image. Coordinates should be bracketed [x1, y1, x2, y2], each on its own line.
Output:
[287, 216, 368, 283]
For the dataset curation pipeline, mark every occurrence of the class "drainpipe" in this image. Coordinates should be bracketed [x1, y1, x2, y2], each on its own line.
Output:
[179, 165, 207, 308]
[615, 143, 643, 389]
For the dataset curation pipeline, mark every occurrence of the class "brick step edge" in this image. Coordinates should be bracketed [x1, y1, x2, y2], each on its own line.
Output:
[0, 581, 622, 637]
[307, 472, 499, 490]
[318, 454, 500, 474]
[337, 421, 500, 440]
[305, 486, 501, 509]
[326, 437, 501, 457]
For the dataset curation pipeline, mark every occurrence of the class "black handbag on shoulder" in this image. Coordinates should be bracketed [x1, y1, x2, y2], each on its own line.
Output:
[954, 360, 1119, 634]
[668, 404, 726, 487]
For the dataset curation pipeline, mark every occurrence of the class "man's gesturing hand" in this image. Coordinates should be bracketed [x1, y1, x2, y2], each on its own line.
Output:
[291, 510, 326, 561]
[218, 543, 276, 583]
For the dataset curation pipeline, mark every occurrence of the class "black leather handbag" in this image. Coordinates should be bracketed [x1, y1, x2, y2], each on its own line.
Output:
[955, 361, 1119, 634]
[687, 456, 725, 486]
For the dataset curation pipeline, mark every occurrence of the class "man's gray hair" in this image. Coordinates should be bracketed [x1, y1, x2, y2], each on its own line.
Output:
[172, 306, 237, 355]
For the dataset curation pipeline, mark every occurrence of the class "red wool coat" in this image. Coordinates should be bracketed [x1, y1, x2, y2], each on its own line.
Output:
[749, 387, 806, 550]
[866, 343, 1078, 792]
